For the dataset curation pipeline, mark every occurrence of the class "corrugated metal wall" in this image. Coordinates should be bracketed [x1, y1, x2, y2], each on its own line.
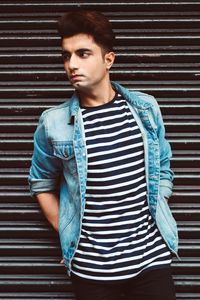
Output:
[0, 1, 200, 299]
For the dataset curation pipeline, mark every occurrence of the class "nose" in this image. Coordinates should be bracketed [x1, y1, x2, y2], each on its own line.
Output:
[68, 54, 78, 71]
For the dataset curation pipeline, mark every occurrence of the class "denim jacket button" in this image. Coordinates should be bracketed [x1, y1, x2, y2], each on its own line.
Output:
[70, 241, 75, 247]
[64, 149, 69, 157]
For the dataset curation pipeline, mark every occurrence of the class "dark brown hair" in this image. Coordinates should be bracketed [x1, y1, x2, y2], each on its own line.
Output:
[57, 10, 115, 53]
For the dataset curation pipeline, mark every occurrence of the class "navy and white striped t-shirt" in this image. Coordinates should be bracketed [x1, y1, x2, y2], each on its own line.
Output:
[71, 93, 171, 281]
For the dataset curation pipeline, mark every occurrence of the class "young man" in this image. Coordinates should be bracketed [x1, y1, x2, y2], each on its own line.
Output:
[29, 10, 178, 300]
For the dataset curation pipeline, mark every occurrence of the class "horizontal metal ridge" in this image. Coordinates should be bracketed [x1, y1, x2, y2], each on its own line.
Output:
[1, 10, 200, 16]
[1, 84, 200, 90]
[0, 203, 39, 208]
[0, 204, 199, 215]
[0, 256, 199, 264]
[172, 168, 200, 173]
[1, 63, 200, 68]
[0, 238, 198, 248]
[1, 134, 199, 139]
[175, 275, 200, 280]
[178, 220, 200, 226]
[1, 104, 199, 116]
[1, 67, 200, 73]
[1, 10, 200, 17]
[0, 98, 199, 104]
[5, 202, 200, 209]
[0, 1, 200, 6]
[1, 156, 199, 161]
[176, 294, 200, 300]
[1, 45, 200, 51]
[168, 133, 200, 138]
[0, 98, 63, 103]
[1, 114, 196, 121]
[0, 292, 73, 300]
[1, 118, 199, 124]
[0, 189, 199, 196]
[179, 239, 200, 245]
[0, 257, 64, 263]
[1, 70, 200, 79]
[0, 238, 58, 243]
[1, 219, 199, 227]
[1, 34, 200, 39]
[0, 150, 32, 155]
[1, 17, 200, 23]
[0, 244, 60, 251]
[2, 44, 200, 49]
[0, 150, 198, 156]
[1, 80, 200, 86]
[171, 203, 200, 208]
[1, 28, 200, 34]
[0, 274, 68, 280]
[1, 167, 200, 175]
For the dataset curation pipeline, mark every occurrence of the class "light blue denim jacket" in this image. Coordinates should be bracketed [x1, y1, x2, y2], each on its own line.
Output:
[29, 81, 178, 275]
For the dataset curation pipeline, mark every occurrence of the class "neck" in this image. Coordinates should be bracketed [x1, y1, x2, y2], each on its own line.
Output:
[78, 79, 115, 107]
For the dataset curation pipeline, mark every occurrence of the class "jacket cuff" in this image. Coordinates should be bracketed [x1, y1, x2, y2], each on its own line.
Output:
[28, 178, 59, 197]
[159, 179, 173, 199]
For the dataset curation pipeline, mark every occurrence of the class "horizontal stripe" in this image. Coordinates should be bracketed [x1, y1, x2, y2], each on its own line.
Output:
[85, 182, 147, 197]
[78, 226, 160, 251]
[83, 111, 132, 126]
[85, 126, 139, 141]
[86, 191, 146, 206]
[86, 134, 142, 149]
[82, 104, 130, 118]
[87, 142, 142, 158]
[75, 235, 163, 258]
[86, 171, 145, 190]
[88, 150, 143, 165]
[74, 244, 167, 266]
[82, 213, 149, 228]
[86, 129, 141, 145]
[84, 118, 135, 134]
[83, 206, 148, 222]
[84, 199, 146, 214]
[87, 168, 145, 184]
[87, 159, 144, 174]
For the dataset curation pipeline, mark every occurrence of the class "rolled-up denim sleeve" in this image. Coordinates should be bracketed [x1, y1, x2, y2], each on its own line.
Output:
[28, 113, 62, 196]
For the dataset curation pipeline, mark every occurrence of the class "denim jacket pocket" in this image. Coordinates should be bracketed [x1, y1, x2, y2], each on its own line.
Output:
[53, 142, 77, 175]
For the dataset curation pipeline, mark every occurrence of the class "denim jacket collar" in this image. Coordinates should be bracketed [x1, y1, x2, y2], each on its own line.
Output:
[111, 81, 153, 110]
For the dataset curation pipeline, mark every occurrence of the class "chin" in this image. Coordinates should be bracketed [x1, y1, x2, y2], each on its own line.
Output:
[73, 82, 83, 89]
[73, 82, 90, 91]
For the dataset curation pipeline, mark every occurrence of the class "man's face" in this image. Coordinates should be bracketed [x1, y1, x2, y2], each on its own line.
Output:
[62, 34, 111, 92]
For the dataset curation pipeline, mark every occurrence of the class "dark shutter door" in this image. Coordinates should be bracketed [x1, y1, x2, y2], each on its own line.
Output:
[0, 1, 200, 299]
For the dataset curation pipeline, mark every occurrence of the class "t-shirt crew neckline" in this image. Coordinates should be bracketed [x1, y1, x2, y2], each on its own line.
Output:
[80, 92, 117, 110]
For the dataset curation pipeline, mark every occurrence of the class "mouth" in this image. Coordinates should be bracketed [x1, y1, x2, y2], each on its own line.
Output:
[70, 74, 83, 81]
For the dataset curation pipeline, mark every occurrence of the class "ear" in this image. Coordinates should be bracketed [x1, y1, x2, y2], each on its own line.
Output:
[105, 52, 115, 70]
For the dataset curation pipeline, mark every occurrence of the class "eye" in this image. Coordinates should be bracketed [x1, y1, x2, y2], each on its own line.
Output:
[80, 52, 90, 58]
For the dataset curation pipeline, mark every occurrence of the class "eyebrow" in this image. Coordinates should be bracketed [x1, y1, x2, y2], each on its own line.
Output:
[77, 48, 91, 52]
[62, 48, 92, 55]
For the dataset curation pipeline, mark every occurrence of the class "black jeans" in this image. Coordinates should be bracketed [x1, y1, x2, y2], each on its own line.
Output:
[71, 268, 176, 300]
